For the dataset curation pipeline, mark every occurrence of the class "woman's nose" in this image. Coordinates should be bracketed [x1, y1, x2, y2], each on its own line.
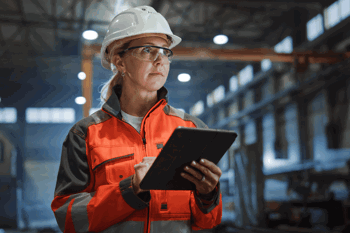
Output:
[154, 51, 168, 64]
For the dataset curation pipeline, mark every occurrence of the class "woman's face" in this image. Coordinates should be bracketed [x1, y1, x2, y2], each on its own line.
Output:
[114, 36, 171, 93]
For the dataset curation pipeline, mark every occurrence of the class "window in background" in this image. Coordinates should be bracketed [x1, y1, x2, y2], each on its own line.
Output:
[274, 36, 293, 53]
[228, 101, 239, 116]
[307, 14, 324, 41]
[229, 75, 239, 92]
[190, 100, 204, 116]
[0, 108, 17, 123]
[340, 0, 350, 19]
[207, 85, 225, 107]
[244, 120, 257, 145]
[207, 93, 214, 108]
[26, 108, 75, 123]
[324, 1, 341, 29]
[261, 59, 272, 72]
[213, 85, 225, 104]
[238, 65, 253, 86]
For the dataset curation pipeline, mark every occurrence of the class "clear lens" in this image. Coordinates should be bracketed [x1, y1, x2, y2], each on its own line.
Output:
[131, 46, 172, 63]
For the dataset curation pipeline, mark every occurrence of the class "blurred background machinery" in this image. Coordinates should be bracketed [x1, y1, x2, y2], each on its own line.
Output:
[1, 0, 350, 232]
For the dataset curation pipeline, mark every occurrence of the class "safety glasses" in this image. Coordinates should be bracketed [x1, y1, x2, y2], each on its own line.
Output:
[119, 45, 173, 63]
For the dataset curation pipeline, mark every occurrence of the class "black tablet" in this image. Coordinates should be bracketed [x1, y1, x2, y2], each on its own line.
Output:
[139, 127, 237, 190]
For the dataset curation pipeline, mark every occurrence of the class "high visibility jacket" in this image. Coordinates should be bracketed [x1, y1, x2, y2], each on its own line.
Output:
[51, 85, 222, 233]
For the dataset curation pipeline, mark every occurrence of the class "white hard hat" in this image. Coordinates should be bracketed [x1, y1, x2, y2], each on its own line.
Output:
[101, 5, 182, 70]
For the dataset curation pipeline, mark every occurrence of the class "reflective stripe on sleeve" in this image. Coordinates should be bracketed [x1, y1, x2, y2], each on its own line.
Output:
[101, 221, 144, 233]
[71, 192, 95, 233]
[151, 220, 191, 233]
[54, 193, 82, 232]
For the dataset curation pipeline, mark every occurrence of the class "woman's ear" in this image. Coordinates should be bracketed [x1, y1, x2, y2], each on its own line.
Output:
[112, 54, 125, 72]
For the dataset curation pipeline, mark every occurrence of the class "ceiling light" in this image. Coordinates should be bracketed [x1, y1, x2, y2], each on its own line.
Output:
[178, 73, 191, 82]
[213, 34, 228, 45]
[75, 96, 86, 105]
[78, 72, 86, 80]
[82, 30, 98, 40]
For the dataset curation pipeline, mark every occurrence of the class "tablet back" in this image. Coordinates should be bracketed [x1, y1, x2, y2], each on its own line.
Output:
[139, 127, 237, 190]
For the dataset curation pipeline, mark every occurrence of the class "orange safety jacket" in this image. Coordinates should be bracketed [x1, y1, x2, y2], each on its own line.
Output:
[51, 85, 222, 233]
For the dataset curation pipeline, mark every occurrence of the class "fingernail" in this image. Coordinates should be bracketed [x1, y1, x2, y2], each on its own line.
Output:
[185, 166, 189, 170]
[192, 161, 196, 165]
[200, 159, 204, 163]
[181, 173, 185, 176]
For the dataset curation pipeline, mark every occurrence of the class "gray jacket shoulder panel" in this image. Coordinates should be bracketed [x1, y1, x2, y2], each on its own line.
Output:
[163, 105, 208, 129]
[70, 110, 112, 139]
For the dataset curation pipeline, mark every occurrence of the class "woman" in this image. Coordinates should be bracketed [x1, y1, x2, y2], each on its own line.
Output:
[51, 6, 222, 233]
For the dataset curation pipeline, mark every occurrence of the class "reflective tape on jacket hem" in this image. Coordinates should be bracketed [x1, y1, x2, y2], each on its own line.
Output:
[101, 221, 144, 233]
[100, 220, 191, 233]
[151, 220, 191, 233]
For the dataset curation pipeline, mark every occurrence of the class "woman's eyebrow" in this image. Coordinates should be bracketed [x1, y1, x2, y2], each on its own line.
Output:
[143, 43, 169, 47]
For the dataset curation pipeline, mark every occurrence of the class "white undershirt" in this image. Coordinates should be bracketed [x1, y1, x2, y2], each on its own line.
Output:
[121, 110, 143, 133]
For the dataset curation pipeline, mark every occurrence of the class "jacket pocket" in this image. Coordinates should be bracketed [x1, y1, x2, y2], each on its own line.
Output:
[91, 146, 135, 185]
[166, 191, 191, 215]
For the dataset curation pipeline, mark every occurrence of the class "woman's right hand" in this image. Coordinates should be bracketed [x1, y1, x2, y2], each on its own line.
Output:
[132, 157, 157, 195]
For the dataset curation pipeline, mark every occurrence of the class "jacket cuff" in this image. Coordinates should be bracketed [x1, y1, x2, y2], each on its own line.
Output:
[194, 182, 221, 214]
[120, 175, 151, 210]
[196, 185, 217, 201]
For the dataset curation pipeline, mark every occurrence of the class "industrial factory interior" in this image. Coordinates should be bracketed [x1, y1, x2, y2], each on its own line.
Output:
[1, 0, 350, 232]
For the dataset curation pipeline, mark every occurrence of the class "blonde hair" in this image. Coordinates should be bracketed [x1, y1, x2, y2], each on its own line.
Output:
[98, 35, 173, 108]
[99, 41, 131, 107]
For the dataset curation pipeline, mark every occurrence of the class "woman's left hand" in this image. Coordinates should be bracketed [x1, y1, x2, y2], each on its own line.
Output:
[181, 159, 222, 195]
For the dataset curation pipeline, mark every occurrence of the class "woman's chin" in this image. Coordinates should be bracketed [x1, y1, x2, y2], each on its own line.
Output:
[145, 79, 166, 91]
[145, 84, 164, 92]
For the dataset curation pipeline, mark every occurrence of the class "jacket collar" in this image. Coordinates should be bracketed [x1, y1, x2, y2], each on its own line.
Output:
[102, 84, 169, 119]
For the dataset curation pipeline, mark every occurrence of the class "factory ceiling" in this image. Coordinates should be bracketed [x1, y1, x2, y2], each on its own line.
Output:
[0, 0, 341, 111]
[0, 0, 333, 57]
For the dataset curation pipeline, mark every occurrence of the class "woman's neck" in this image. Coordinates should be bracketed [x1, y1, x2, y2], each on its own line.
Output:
[119, 83, 158, 117]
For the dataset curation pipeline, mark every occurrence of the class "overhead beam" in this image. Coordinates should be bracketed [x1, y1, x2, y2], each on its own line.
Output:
[87, 44, 350, 64]
[57, 0, 79, 18]
[171, 47, 350, 64]
[29, 0, 52, 20]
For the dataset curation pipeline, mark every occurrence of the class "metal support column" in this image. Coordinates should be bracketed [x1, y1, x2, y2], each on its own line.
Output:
[81, 44, 94, 118]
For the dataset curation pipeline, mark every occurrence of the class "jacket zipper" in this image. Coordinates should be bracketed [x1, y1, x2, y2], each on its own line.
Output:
[120, 119, 149, 233]
[119, 100, 165, 233]
[142, 138, 147, 150]
[141, 131, 150, 233]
